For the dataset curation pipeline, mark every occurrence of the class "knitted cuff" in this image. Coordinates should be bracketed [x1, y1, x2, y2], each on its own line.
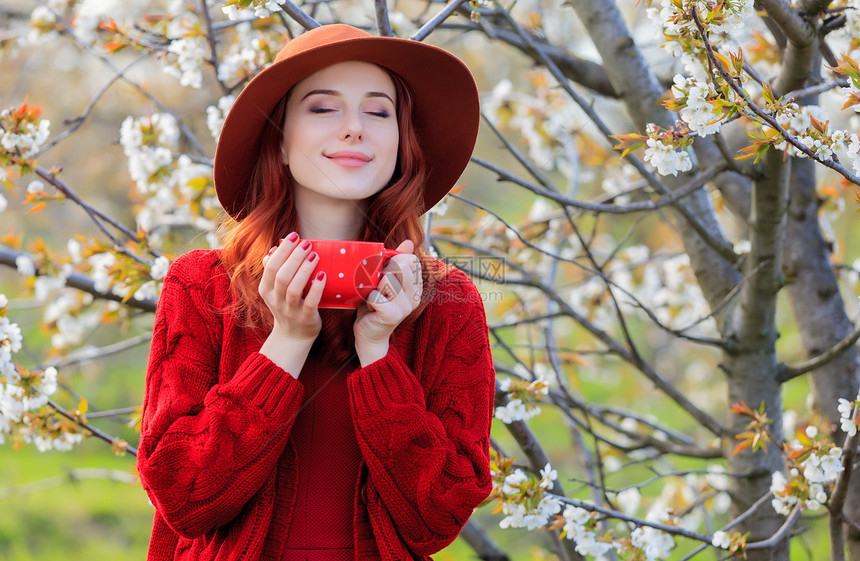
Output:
[216, 352, 303, 421]
[348, 349, 426, 417]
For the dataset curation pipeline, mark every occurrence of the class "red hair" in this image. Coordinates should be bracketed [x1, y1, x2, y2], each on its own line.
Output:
[219, 69, 448, 365]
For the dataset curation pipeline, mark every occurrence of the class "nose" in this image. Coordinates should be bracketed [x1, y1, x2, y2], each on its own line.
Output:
[340, 109, 364, 142]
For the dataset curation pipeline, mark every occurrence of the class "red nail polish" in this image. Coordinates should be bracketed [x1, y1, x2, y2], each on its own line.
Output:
[316, 271, 325, 281]
[300, 240, 311, 250]
[267, 246, 276, 256]
[307, 251, 318, 262]
[287, 232, 299, 242]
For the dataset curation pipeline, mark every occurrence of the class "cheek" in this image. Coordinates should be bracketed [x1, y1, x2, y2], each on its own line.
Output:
[380, 128, 400, 168]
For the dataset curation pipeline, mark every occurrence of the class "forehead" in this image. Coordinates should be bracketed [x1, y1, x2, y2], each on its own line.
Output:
[290, 61, 396, 99]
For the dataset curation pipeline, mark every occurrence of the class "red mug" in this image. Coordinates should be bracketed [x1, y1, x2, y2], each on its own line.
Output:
[303, 240, 402, 309]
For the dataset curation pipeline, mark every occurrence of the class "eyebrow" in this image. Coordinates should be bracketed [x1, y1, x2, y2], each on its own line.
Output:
[300, 89, 395, 104]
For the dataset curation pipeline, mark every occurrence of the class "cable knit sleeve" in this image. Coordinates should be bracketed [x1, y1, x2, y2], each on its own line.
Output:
[137, 251, 304, 539]
[347, 270, 495, 556]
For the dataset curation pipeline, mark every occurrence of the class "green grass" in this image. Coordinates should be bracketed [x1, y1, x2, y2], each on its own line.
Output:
[0, 442, 152, 561]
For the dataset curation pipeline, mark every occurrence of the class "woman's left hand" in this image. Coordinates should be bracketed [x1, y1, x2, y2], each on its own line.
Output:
[354, 239, 422, 366]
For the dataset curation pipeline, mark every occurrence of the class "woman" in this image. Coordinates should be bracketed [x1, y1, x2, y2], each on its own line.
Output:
[137, 24, 495, 561]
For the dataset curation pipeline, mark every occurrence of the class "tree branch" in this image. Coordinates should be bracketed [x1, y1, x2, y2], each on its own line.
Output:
[47, 396, 137, 456]
[492, 5, 741, 265]
[278, 0, 320, 30]
[694, 13, 860, 186]
[756, 0, 815, 46]
[778, 317, 860, 382]
[34, 54, 149, 157]
[459, 519, 511, 561]
[199, 0, 230, 96]
[443, 236, 726, 436]
[745, 505, 802, 550]
[0, 468, 138, 500]
[827, 427, 860, 561]
[374, 0, 393, 36]
[33, 165, 158, 263]
[411, 0, 469, 41]
[0, 245, 158, 313]
[44, 333, 152, 370]
[449, 13, 618, 97]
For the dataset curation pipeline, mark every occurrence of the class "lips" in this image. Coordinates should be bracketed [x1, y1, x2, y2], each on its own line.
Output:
[326, 150, 372, 168]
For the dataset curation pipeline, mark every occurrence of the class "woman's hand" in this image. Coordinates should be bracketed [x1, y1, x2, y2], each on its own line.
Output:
[354, 239, 422, 367]
[258, 233, 326, 377]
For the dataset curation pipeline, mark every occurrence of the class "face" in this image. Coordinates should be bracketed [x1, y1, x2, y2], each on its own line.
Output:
[281, 61, 399, 206]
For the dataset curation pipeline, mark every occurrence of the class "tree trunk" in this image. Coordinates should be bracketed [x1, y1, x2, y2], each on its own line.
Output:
[783, 157, 860, 560]
[721, 150, 791, 560]
[567, 2, 790, 556]
[568, 0, 741, 324]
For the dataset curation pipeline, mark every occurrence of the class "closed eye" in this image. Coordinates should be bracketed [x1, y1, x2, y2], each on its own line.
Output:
[309, 108, 336, 114]
[367, 111, 390, 118]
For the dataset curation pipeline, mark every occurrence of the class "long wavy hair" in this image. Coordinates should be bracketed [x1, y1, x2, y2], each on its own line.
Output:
[219, 68, 447, 365]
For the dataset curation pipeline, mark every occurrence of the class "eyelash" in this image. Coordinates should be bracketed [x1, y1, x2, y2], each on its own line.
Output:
[308, 108, 390, 118]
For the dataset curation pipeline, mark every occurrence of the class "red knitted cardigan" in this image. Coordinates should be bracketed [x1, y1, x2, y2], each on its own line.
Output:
[137, 249, 495, 560]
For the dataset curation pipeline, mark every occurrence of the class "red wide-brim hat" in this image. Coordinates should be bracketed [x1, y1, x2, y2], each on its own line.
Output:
[213, 24, 480, 220]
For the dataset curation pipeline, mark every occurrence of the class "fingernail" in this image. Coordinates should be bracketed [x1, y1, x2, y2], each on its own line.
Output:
[307, 251, 318, 262]
[267, 246, 277, 256]
[316, 271, 325, 281]
[287, 232, 299, 243]
[300, 240, 311, 250]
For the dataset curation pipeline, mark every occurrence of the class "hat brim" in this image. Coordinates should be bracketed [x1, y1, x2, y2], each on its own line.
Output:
[214, 26, 479, 220]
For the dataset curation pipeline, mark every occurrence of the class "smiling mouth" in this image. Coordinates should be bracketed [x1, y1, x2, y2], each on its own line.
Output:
[326, 151, 371, 168]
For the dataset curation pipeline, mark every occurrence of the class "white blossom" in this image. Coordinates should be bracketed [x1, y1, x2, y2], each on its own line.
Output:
[0, 384, 25, 422]
[494, 398, 541, 424]
[150, 256, 170, 281]
[15, 255, 36, 277]
[120, 114, 179, 194]
[205, 95, 235, 140]
[838, 397, 854, 418]
[134, 281, 159, 301]
[498, 493, 561, 530]
[643, 138, 692, 176]
[88, 252, 117, 293]
[539, 463, 558, 489]
[217, 23, 268, 84]
[0, 118, 51, 157]
[842, 416, 858, 437]
[801, 447, 843, 484]
[67, 238, 82, 265]
[500, 468, 527, 496]
[163, 36, 207, 89]
[804, 425, 818, 439]
[223, 0, 286, 20]
[848, 134, 860, 175]
[712, 530, 731, 549]
[72, 0, 135, 43]
[51, 309, 101, 350]
[617, 487, 641, 514]
[631, 526, 675, 560]
[52, 431, 83, 452]
[0, 192, 7, 214]
[673, 75, 726, 136]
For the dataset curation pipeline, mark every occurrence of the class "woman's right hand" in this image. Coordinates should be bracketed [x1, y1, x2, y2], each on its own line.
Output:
[258, 232, 326, 376]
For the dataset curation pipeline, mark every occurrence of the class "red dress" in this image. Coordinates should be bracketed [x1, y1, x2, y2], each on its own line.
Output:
[281, 328, 362, 560]
[137, 250, 495, 560]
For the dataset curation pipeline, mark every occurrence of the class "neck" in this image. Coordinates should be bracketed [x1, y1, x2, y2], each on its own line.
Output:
[293, 188, 368, 240]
